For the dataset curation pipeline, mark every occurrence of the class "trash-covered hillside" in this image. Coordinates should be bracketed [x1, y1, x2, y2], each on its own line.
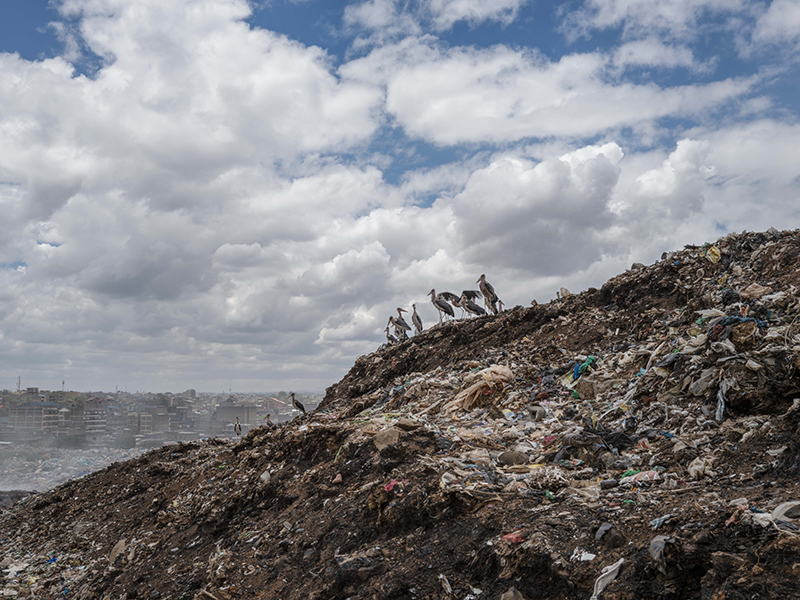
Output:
[3, 228, 800, 600]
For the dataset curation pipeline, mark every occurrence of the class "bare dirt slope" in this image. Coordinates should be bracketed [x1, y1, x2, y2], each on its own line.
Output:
[3, 228, 800, 600]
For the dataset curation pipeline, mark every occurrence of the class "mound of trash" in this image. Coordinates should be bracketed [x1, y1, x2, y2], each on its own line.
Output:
[3, 228, 800, 600]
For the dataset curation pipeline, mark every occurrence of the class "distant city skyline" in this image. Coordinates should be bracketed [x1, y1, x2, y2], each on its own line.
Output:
[2, 0, 800, 392]
[2, 383, 321, 396]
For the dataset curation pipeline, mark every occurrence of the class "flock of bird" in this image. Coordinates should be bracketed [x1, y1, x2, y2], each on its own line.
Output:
[383, 274, 503, 345]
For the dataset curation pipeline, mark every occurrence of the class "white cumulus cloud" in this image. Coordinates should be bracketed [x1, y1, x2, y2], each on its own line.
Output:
[343, 39, 756, 145]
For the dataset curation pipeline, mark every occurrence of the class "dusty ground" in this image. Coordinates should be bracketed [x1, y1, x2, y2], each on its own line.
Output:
[3, 228, 800, 600]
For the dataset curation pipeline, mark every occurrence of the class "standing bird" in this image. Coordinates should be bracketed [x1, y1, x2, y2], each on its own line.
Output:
[234, 417, 242, 437]
[394, 308, 412, 334]
[428, 289, 455, 323]
[290, 392, 305, 414]
[385, 325, 398, 345]
[438, 291, 462, 317]
[459, 291, 487, 317]
[498, 299, 505, 312]
[476, 274, 499, 315]
[388, 316, 408, 340]
[411, 303, 423, 335]
[458, 290, 483, 318]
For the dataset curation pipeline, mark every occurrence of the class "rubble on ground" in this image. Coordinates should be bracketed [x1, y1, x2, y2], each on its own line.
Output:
[3, 228, 800, 599]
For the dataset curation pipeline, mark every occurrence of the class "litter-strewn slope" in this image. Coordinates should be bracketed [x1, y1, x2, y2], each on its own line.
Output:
[3, 228, 800, 600]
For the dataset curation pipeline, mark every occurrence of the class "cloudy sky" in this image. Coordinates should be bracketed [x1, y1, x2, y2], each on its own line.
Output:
[1, 0, 799, 394]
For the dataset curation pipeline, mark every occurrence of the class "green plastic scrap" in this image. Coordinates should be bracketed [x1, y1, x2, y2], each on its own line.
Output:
[620, 469, 641, 478]
[578, 356, 597, 375]
[545, 490, 555, 500]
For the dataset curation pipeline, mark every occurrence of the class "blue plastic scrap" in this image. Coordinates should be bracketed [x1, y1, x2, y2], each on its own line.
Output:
[650, 514, 673, 529]
[718, 316, 767, 328]
[715, 390, 726, 422]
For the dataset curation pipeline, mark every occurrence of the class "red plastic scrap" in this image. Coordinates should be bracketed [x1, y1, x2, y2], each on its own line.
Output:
[725, 505, 746, 526]
[502, 530, 527, 544]
[384, 479, 400, 492]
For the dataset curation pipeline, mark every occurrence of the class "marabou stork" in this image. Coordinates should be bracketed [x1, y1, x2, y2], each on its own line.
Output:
[388, 316, 408, 340]
[476, 274, 499, 315]
[428, 289, 455, 323]
[459, 291, 486, 317]
[290, 392, 305, 414]
[439, 291, 462, 317]
[394, 308, 412, 333]
[411, 303, 423, 335]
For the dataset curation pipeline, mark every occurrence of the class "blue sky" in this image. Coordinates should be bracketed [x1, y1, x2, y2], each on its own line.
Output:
[0, 2, 60, 59]
[1, 0, 800, 392]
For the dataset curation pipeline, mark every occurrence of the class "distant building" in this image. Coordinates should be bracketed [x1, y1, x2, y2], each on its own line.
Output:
[127, 413, 139, 431]
[170, 406, 192, 431]
[215, 403, 258, 425]
[84, 398, 108, 443]
[106, 406, 128, 431]
[139, 413, 153, 434]
[47, 390, 67, 404]
[141, 406, 170, 432]
[10, 402, 62, 434]
[127, 412, 154, 435]
[266, 397, 288, 413]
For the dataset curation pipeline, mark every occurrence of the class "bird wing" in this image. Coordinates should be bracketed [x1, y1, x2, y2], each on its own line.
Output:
[440, 291, 460, 303]
[395, 316, 412, 330]
[467, 300, 486, 314]
[462, 290, 482, 301]
[435, 298, 455, 316]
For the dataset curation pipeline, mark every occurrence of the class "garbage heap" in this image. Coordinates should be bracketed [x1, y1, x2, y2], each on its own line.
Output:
[3, 228, 800, 600]
[0, 446, 147, 492]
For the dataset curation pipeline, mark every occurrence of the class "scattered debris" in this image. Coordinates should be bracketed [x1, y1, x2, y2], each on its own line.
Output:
[3, 229, 800, 599]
